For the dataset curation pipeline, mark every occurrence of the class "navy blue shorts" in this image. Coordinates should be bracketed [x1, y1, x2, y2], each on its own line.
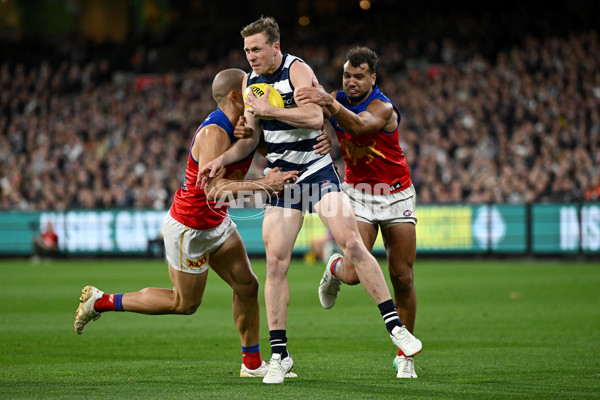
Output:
[270, 164, 341, 213]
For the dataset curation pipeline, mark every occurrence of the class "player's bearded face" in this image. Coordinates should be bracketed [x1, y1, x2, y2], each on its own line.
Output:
[342, 62, 376, 104]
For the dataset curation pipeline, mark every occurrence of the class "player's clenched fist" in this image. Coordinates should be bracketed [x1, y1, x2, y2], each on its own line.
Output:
[234, 115, 253, 139]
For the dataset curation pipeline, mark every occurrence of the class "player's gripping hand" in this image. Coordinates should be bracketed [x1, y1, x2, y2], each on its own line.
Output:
[245, 86, 273, 119]
[313, 129, 332, 155]
[262, 167, 299, 192]
[196, 155, 225, 189]
[295, 82, 333, 107]
[234, 115, 253, 139]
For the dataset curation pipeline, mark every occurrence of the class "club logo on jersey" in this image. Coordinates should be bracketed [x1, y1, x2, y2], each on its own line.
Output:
[403, 210, 413, 217]
[283, 95, 294, 105]
[187, 254, 207, 269]
[339, 139, 386, 166]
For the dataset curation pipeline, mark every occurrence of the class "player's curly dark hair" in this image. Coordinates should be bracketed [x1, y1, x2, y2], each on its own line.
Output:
[241, 16, 280, 44]
[346, 47, 378, 74]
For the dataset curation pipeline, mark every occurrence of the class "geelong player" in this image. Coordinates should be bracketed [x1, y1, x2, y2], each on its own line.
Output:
[199, 18, 421, 383]
[296, 47, 420, 378]
[73, 68, 300, 378]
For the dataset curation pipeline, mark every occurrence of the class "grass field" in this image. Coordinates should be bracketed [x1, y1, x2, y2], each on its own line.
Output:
[1, 257, 599, 399]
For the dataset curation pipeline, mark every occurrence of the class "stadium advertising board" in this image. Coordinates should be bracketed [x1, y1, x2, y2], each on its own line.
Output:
[532, 203, 600, 254]
[0, 204, 597, 255]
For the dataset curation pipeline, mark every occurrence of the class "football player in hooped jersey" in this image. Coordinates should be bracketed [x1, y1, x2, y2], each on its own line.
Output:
[296, 47, 421, 378]
[73, 68, 300, 378]
[198, 17, 422, 384]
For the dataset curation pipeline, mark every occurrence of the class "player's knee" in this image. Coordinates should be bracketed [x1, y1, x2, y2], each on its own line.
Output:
[390, 265, 414, 291]
[175, 302, 200, 315]
[341, 237, 366, 261]
[172, 295, 202, 315]
[233, 274, 259, 301]
[265, 253, 284, 267]
[265, 254, 289, 278]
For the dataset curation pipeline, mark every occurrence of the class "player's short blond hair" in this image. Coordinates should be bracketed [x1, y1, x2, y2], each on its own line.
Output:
[240, 16, 280, 45]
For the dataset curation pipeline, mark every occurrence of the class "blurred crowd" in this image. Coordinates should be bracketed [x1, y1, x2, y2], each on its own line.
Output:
[1, 28, 599, 211]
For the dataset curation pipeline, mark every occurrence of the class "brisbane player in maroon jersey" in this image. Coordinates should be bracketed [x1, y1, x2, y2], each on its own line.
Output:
[73, 68, 298, 378]
[297, 47, 420, 378]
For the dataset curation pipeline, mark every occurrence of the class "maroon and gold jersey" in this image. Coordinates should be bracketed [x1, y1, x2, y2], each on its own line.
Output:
[330, 86, 412, 194]
[170, 109, 253, 230]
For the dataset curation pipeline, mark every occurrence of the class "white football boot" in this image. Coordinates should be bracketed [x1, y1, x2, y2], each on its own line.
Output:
[262, 353, 296, 384]
[393, 355, 418, 378]
[240, 359, 297, 378]
[73, 285, 103, 334]
[390, 325, 422, 357]
[240, 360, 269, 377]
[318, 253, 343, 309]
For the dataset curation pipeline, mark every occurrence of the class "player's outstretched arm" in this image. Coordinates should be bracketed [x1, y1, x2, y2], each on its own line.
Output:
[204, 167, 298, 201]
[296, 83, 394, 137]
[295, 83, 334, 109]
[197, 156, 226, 189]
[331, 99, 393, 136]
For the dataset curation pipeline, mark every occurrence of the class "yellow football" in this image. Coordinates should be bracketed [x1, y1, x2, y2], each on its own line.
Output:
[243, 83, 284, 120]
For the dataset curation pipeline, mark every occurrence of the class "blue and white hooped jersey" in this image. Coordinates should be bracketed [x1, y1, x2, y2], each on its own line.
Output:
[246, 53, 333, 182]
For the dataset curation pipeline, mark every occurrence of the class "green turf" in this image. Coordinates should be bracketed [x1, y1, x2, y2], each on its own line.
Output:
[0, 257, 599, 399]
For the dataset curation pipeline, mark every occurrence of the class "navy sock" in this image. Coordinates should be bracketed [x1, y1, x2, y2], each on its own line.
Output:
[269, 329, 289, 358]
[378, 299, 403, 334]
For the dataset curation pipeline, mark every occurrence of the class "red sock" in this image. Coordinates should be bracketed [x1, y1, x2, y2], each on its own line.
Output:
[242, 351, 262, 370]
[94, 293, 117, 312]
[397, 348, 407, 357]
